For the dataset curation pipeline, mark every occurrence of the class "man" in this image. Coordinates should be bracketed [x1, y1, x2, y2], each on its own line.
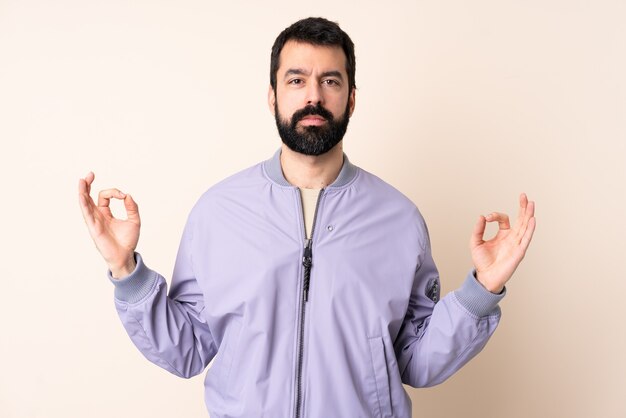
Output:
[78, 17, 535, 418]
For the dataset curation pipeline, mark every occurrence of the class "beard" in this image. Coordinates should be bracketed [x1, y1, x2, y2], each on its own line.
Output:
[274, 99, 350, 156]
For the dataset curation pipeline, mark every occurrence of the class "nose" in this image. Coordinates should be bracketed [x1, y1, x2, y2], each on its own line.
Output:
[305, 82, 323, 106]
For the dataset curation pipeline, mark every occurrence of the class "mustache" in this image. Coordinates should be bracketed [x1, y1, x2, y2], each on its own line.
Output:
[290, 104, 334, 126]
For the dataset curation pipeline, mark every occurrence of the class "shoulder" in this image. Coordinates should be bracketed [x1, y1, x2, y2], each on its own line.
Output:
[355, 166, 422, 214]
[187, 160, 267, 221]
[351, 165, 431, 246]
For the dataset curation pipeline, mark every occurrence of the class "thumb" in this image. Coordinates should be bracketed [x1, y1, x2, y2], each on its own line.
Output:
[123, 194, 141, 224]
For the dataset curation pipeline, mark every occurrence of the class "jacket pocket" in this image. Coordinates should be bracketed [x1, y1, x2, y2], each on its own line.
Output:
[368, 336, 393, 418]
[213, 318, 243, 394]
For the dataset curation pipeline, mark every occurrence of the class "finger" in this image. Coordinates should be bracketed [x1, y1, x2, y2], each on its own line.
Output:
[470, 215, 487, 248]
[513, 193, 529, 231]
[85, 171, 95, 193]
[78, 178, 97, 215]
[98, 188, 126, 207]
[78, 177, 88, 194]
[515, 200, 535, 242]
[485, 212, 510, 230]
[526, 200, 535, 218]
[78, 190, 96, 226]
[123, 194, 141, 224]
[519, 192, 528, 209]
[519, 216, 536, 253]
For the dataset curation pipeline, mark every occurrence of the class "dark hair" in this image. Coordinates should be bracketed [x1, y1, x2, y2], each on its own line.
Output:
[270, 17, 356, 94]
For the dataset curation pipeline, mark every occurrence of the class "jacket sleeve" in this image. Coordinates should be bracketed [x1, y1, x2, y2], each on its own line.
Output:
[393, 233, 505, 388]
[108, 216, 217, 379]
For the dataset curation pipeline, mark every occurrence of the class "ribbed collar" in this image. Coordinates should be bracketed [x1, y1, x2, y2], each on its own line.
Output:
[264, 147, 358, 189]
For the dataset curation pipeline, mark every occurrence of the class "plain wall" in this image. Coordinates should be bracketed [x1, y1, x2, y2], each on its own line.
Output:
[1, 0, 624, 417]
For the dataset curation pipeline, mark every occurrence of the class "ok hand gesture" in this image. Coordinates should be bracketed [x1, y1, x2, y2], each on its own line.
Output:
[470, 193, 536, 294]
[78, 172, 140, 278]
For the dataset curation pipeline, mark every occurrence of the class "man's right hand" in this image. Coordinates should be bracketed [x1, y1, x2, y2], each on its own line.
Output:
[78, 172, 141, 279]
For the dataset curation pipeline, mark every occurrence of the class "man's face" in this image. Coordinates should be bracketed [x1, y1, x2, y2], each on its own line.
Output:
[269, 40, 355, 156]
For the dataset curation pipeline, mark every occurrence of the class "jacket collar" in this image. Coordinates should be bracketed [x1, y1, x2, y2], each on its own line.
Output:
[264, 147, 358, 189]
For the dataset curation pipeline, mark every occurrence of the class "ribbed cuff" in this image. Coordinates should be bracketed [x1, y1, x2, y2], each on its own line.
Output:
[108, 252, 158, 304]
[453, 270, 506, 317]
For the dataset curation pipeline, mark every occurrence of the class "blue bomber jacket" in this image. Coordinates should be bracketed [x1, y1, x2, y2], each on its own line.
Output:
[109, 148, 505, 418]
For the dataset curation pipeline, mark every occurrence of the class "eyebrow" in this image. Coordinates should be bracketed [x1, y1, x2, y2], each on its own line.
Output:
[283, 68, 344, 80]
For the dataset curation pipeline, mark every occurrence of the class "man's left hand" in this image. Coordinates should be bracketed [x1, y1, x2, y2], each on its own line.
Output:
[470, 193, 536, 294]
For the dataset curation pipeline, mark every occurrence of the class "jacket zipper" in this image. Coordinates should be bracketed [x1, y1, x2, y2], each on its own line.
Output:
[294, 188, 324, 418]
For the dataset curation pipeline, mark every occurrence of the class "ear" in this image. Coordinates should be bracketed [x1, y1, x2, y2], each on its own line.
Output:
[348, 87, 356, 117]
[268, 85, 276, 116]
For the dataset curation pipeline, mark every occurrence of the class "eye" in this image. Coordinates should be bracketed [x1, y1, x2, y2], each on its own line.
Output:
[288, 78, 303, 85]
[322, 79, 340, 86]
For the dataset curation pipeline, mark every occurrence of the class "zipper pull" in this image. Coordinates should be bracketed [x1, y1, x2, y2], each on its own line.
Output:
[302, 239, 313, 302]
[303, 239, 313, 263]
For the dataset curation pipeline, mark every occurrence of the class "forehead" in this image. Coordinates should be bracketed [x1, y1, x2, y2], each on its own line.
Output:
[278, 40, 347, 76]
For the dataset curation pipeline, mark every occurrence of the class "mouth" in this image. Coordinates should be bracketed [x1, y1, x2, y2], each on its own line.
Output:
[298, 115, 327, 126]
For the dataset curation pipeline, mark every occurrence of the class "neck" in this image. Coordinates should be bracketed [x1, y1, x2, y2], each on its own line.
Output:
[279, 142, 344, 189]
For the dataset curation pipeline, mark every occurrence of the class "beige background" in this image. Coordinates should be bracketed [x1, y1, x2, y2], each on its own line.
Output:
[1, 0, 624, 417]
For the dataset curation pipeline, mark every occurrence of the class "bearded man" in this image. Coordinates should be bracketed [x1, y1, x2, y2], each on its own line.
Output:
[78, 17, 535, 418]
